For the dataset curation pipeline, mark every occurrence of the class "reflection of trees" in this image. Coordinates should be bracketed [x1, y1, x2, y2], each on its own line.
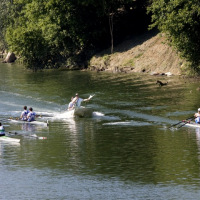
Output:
[152, 128, 200, 184]
[23, 71, 94, 103]
[2, 118, 200, 185]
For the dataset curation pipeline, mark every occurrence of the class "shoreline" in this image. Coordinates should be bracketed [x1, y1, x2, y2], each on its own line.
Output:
[88, 31, 190, 76]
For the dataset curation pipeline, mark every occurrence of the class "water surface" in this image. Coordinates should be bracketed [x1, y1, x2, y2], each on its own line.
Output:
[1, 63, 200, 199]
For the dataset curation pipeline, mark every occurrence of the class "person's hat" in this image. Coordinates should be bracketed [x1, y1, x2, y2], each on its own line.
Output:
[198, 108, 200, 111]
[75, 93, 79, 96]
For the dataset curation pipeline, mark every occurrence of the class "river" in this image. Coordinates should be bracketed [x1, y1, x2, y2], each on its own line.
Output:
[1, 63, 200, 199]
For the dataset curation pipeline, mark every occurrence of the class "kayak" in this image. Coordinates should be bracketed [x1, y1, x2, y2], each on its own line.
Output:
[8, 119, 49, 126]
[73, 107, 93, 118]
[0, 136, 20, 143]
[185, 122, 200, 128]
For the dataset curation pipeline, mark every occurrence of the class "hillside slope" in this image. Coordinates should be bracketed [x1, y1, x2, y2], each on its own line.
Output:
[89, 32, 188, 76]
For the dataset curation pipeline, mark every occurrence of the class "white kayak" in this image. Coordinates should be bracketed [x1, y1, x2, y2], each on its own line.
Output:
[184, 122, 200, 128]
[8, 119, 48, 127]
[0, 136, 20, 143]
[73, 107, 93, 118]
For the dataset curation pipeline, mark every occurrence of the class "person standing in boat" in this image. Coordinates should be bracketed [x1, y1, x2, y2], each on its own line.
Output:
[72, 93, 90, 108]
[194, 108, 200, 124]
[27, 107, 36, 122]
[20, 106, 29, 121]
[0, 122, 5, 136]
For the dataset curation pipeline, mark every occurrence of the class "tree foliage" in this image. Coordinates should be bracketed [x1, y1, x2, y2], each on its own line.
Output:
[148, 0, 200, 71]
[3, 0, 150, 70]
[0, 0, 14, 50]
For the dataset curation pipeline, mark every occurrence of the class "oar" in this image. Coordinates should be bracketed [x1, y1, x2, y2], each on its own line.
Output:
[30, 134, 47, 140]
[7, 131, 18, 135]
[0, 118, 10, 122]
[88, 94, 95, 100]
[169, 116, 194, 129]
[177, 117, 195, 129]
[7, 132, 47, 139]
[9, 117, 20, 120]
[36, 114, 53, 118]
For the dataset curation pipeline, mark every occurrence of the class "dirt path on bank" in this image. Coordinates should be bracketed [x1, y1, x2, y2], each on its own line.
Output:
[89, 31, 187, 76]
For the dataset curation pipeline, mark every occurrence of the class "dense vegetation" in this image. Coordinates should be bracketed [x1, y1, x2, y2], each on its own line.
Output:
[1, 0, 200, 72]
[0, 0, 150, 70]
[149, 0, 200, 72]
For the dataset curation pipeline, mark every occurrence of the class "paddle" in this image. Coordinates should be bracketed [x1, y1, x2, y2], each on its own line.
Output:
[88, 94, 95, 100]
[30, 134, 47, 140]
[36, 114, 53, 118]
[176, 116, 195, 129]
[169, 116, 194, 129]
[0, 118, 11, 123]
[7, 132, 47, 139]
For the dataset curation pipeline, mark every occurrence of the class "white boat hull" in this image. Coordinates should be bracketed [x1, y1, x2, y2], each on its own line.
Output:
[73, 107, 93, 118]
[8, 119, 48, 126]
[185, 122, 200, 128]
[0, 136, 20, 143]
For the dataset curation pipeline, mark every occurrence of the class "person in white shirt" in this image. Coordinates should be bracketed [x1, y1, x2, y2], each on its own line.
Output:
[194, 108, 200, 124]
[72, 93, 90, 108]
[20, 106, 29, 121]
[0, 122, 5, 136]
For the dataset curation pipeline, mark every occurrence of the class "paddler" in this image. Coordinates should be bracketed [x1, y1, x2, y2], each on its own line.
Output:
[0, 122, 5, 136]
[72, 93, 90, 108]
[20, 106, 29, 121]
[194, 108, 200, 124]
[68, 97, 75, 110]
[27, 107, 36, 122]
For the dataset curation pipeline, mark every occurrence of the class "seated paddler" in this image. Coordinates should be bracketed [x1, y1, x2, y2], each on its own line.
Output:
[194, 108, 200, 124]
[20, 106, 29, 121]
[27, 107, 36, 122]
[0, 122, 5, 136]
[72, 93, 90, 108]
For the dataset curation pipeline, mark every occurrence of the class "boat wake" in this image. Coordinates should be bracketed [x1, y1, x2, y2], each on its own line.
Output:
[49, 110, 120, 121]
[53, 110, 74, 119]
[92, 112, 120, 120]
[103, 120, 151, 126]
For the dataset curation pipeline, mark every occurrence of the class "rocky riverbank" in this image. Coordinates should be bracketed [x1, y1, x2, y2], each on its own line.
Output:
[88, 31, 189, 76]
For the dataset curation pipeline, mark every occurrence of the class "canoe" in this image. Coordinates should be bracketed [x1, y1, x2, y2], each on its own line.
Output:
[8, 119, 49, 126]
[73, 107, 93, 118]
[185, 122, 200, 128]
[0, 136, 20, 143]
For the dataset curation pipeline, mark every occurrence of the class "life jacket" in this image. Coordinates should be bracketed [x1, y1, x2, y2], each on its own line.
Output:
[21, 110, 29, 120]
[27, 112, 36, 122]
[195, 117, 200, 124]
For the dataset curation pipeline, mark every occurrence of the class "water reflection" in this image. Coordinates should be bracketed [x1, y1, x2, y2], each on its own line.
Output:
[194, 128, 200, 161]
[3, 63, 200, 198]
[21, 123, 36, 132]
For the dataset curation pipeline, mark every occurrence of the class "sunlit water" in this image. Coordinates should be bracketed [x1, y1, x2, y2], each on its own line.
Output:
[1, 63, 200, 199]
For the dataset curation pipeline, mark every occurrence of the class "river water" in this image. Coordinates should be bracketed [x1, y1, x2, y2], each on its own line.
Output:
[1, 63, 200, 199]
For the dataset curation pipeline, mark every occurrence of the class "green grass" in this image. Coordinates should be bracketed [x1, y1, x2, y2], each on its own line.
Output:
[122, 58, 135, 67]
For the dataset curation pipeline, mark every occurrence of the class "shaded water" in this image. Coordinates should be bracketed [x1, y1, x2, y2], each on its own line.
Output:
[1, 63, 200, 199]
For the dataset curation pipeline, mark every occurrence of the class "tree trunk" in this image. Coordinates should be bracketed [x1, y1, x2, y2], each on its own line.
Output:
[109, 13, 114, 54]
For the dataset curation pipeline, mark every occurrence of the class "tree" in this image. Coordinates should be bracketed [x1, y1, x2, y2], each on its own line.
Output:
[6, 0, 72, 70]
[5, 0, 150, 70]
[0, 0, 14, 50]
[149, 0, 200, 71]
